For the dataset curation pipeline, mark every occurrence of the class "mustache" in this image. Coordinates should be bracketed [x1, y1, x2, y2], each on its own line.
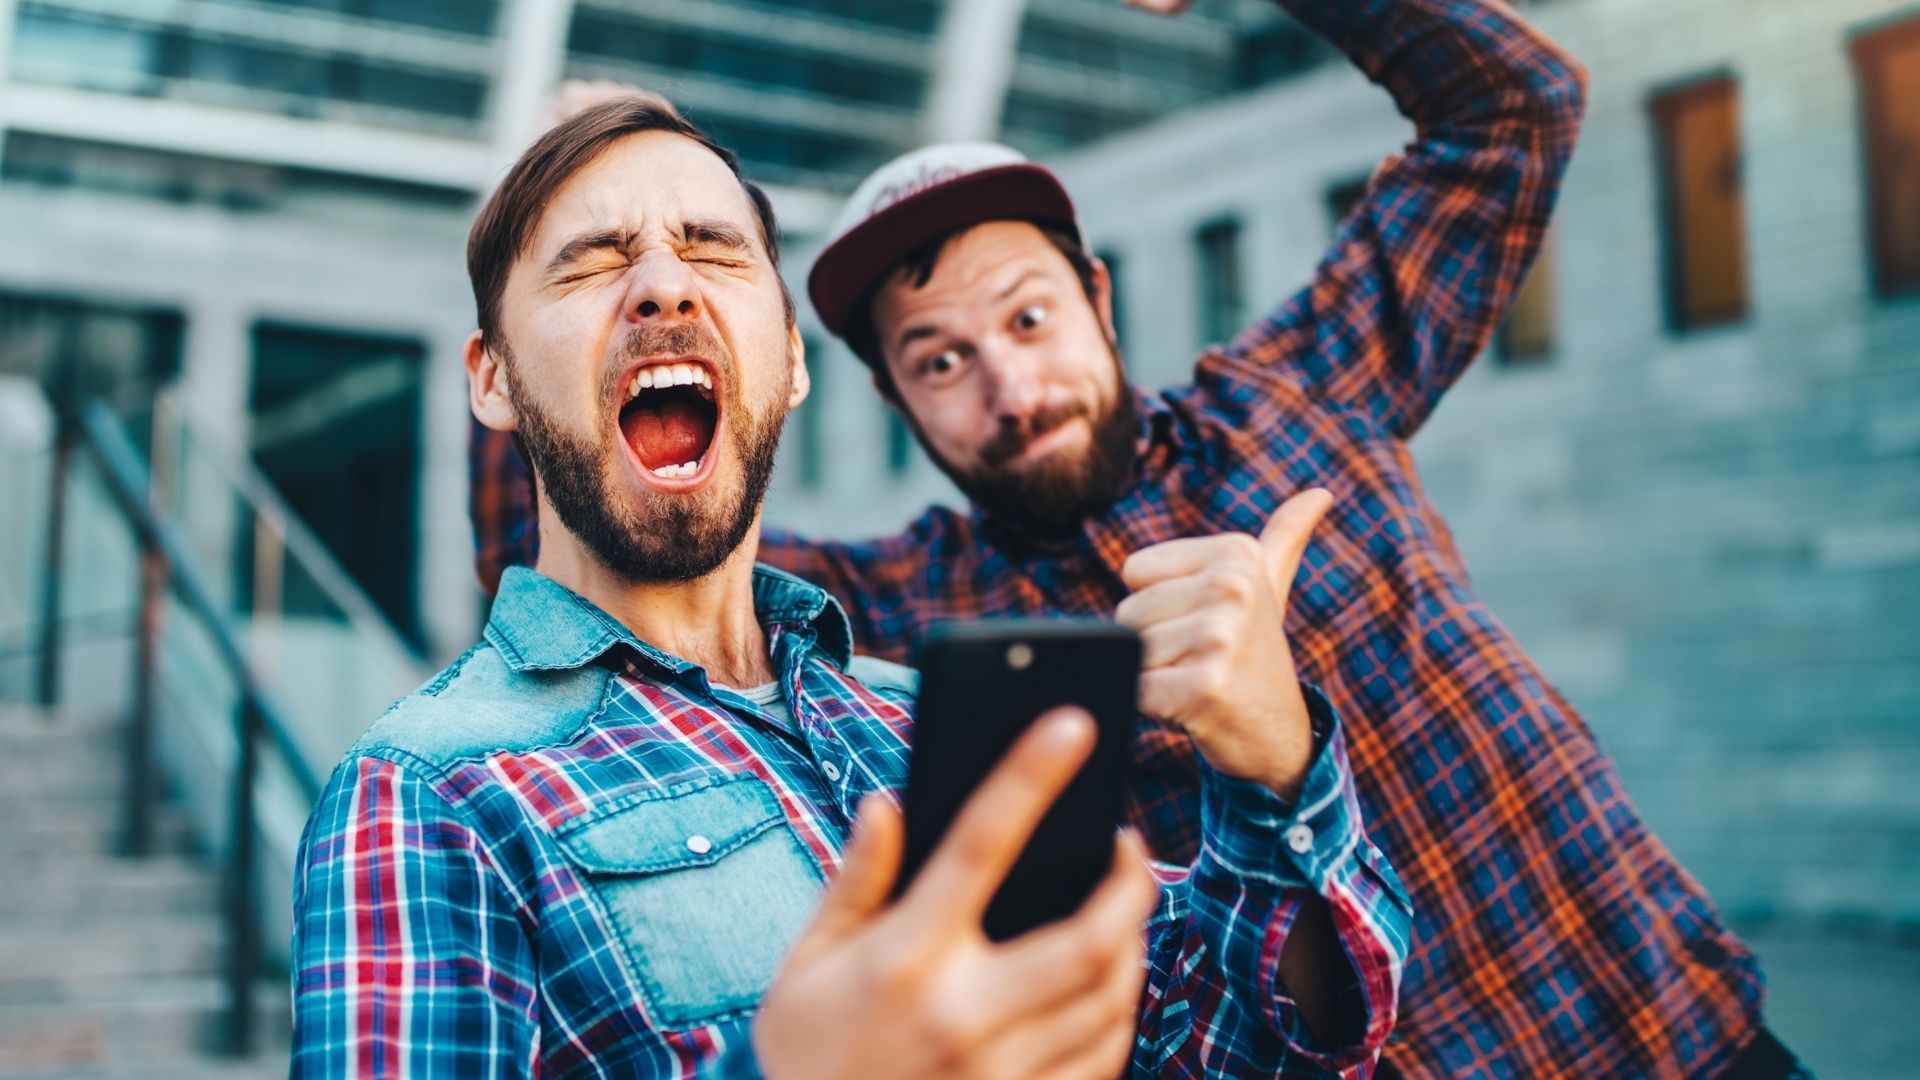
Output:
[978, 400, 1092, 468]
[604, 322, 734, 399]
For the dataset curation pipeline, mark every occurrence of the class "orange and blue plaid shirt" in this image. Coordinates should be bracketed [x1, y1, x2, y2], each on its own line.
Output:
[290, 566, 1413, 1077]
[469, 0, 1769, 1075]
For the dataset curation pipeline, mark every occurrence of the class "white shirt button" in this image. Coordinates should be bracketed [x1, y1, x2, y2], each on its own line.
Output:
[1285, 824, 1315, 855]
[685, 834, 713, 855]
[821, 761, 842, 782]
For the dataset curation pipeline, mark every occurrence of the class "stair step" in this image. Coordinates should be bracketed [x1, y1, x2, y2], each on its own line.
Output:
[0, 746, 129, 802]
[0, 707, 287, 1079]
[0, 708, 125, 739]
[0, 977, 287, 1075]
[0, 918, 223, 989]
[0, 854, 219, 918]
[0, 810, 198, 859]
[0, 1060, 289, 1080]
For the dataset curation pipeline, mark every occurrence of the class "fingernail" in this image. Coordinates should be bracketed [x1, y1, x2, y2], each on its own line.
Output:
[1042, 708, 1094, 744]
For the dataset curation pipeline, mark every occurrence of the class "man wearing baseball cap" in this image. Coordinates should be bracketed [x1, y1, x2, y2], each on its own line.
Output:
[468, 0, 1809, 1076]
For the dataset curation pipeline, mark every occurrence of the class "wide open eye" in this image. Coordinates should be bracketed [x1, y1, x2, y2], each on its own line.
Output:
[1013, 304, 1049, 332]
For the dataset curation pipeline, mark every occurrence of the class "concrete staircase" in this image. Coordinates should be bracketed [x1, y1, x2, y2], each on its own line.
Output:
[0, 706, 289, 1078]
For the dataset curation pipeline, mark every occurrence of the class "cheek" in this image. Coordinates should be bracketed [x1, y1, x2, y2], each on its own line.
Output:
[912, 391, 991, 462]
[517, 305, 615, 424]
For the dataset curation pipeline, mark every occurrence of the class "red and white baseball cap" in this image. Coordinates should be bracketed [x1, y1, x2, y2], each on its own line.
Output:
[807, 142, 1083, 340]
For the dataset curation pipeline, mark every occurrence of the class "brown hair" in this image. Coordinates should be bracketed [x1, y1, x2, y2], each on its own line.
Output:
[466, 92, 793, 348]
[843, 223, 1100, 398]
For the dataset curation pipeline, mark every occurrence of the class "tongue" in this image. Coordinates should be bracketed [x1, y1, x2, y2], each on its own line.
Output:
[624, 398, 715, 471]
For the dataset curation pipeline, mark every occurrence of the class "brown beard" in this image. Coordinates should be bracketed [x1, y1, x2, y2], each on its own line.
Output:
[917, 364, 1138, 539]
[503, 325, 789, 584]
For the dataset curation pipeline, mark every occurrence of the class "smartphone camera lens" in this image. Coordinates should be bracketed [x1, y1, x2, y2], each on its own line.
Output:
[1006, 643, 1034, 670]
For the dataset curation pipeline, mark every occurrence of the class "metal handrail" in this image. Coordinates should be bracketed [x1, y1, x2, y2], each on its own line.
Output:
[150, 387, 427, 665]
[36, 397, 323, 1057]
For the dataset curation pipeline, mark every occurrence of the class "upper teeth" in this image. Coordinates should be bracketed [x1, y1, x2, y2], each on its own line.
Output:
[629, 362, 713, 399]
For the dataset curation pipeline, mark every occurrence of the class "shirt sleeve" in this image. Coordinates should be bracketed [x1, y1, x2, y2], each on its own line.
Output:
[470, 416, 538, 599]
[290, 754, 539, 1077]
[1192, 0, 1588, 441]
[756, 509, 979, 665]
[1131, 686, 1413, 1077]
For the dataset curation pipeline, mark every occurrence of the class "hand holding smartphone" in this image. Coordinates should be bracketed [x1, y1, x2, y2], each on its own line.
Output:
[895, 619, 1141, 941]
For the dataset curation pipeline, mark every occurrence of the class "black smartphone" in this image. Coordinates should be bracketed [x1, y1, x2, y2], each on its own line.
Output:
[895, 618, 1141, 942]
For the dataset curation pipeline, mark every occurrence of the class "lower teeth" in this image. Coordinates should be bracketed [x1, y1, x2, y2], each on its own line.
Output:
[650, 460, 700, 479]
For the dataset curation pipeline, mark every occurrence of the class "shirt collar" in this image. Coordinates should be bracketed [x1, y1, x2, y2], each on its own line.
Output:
[484, 564, 855, 675]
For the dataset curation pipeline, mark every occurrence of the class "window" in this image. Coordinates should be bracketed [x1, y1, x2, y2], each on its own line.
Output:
[12, 9, 164, 96]
[249, 324, 425, 647]
[1498, 230, 1558, 364]
[1650, 75, 1750, 330]
[1095, 247, 1127, 356]
[1853, 18, 1920, 297]
[1195, 216, 1245, 347]
[0, 292, 182, 402]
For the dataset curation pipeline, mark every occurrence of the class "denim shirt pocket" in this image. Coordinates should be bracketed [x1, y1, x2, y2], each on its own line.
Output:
[555, 775, 825, 1028]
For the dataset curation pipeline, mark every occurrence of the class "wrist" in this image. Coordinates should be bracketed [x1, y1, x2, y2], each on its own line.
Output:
[1208, 685, 1320, 798]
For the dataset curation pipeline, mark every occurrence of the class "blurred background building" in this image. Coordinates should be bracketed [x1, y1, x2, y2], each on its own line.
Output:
[0, 0, 1915, 1074]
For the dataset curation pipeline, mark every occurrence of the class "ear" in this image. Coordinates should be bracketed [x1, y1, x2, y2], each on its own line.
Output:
[786, 324, 811, 410]
[1089, 255, 1119, 345]
[465, 330, 518, 432]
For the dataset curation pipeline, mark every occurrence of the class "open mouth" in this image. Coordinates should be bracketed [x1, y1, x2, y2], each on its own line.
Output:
[618, 359, 720, 484]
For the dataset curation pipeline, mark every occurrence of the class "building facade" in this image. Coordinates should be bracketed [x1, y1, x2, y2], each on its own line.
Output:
[1054, 0, 1920, 924]
[1, 0, 1915, 925]
[0, 0, 1320, 656]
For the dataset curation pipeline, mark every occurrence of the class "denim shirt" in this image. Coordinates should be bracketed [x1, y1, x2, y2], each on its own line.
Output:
[290, 566, 1411, 1078]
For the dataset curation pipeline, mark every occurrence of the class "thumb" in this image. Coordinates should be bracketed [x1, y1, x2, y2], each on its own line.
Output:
[1257, 488, 1334, 597]
[791, 793, 902, 958]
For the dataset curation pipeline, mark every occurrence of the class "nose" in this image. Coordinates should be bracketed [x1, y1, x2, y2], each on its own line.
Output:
[621, 249, 701, 325]
[979, 340, 1047, 427]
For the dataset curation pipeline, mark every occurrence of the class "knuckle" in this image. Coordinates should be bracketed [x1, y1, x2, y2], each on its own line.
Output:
[1210, 568, 1255, 605]
[870, 950, 922, 999]
[923, 998, 980, 1064]
[947, 825, 1002, 876]
[1225, 532, 1264, 563]
[1073, 930, 1115, 983]
[1199, 621, 1235, 654]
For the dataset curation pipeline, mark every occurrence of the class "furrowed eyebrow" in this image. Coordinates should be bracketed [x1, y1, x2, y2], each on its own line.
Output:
[682, 219, 755, 254]
[545, 229, 634, 276]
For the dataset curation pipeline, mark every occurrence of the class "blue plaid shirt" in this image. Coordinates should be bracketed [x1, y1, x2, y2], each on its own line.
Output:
[291, 566, 1411, 1077]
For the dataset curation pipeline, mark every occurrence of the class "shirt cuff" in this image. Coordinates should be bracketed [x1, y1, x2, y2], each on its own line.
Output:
[1198, 682, 1360, 892]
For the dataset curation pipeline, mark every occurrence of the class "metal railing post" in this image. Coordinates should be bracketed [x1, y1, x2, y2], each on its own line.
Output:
[123, 538, 167, 856]
[34, 407, 73, 709]
[223, 697, 261, 1057]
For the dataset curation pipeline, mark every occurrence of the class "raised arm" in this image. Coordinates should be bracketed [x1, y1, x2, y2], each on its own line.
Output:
[1200, 0, 1587, 439]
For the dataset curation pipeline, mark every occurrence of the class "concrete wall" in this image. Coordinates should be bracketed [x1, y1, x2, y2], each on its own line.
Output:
[1052, 0, 1920, 924]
